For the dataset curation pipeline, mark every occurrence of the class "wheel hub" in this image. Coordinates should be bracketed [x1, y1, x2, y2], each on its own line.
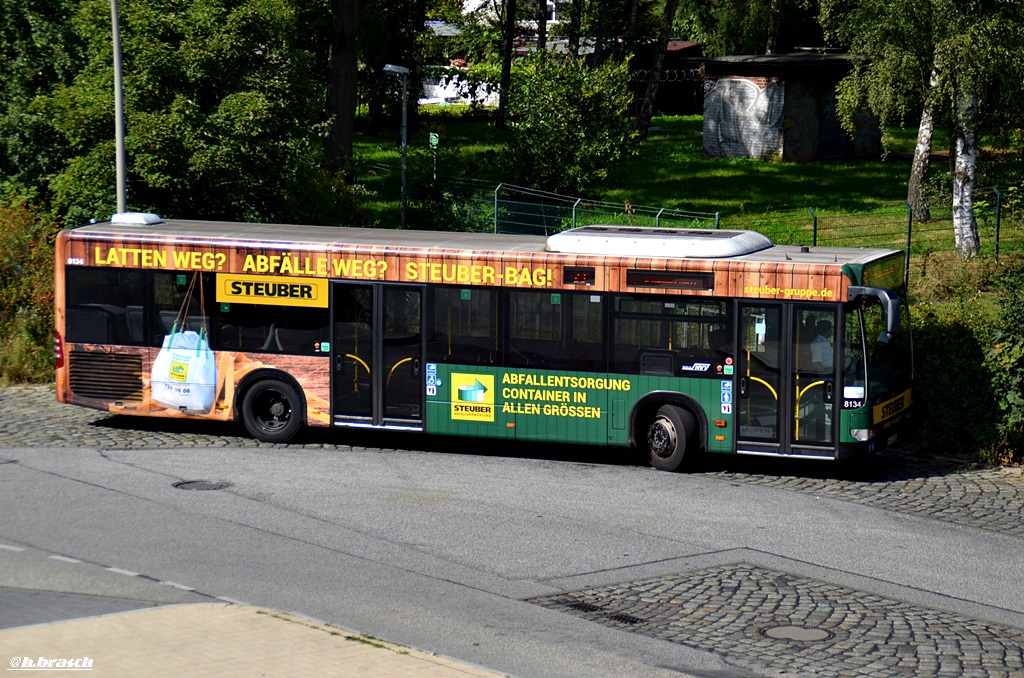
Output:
[648, 417, 677, 458]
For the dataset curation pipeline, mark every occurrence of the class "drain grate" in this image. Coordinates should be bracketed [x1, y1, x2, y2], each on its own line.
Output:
[607, 613, 644, 625]
[563, 600, 644, 626]
[173, 480, 231, 491]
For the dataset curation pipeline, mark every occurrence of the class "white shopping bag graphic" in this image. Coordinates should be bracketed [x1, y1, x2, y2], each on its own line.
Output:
[151, 329, 218, 414]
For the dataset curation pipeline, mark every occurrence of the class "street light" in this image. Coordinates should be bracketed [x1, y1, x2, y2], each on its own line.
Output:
[384, 64, 410, 229]
[111, 0, 127, 214]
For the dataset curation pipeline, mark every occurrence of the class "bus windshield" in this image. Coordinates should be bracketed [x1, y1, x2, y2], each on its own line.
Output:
[856, 296, 912, 401]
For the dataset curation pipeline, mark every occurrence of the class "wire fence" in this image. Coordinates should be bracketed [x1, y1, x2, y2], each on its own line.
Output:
[456, 182, 1024, 268]
[458, 182, 720, 234]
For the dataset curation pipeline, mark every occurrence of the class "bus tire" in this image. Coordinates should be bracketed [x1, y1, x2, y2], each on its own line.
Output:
[646, 405, 695, 472]
[241, 379, 304, 443]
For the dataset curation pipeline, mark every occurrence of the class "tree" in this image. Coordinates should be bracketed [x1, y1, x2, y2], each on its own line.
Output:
[583, 0, 663, 66]
[0, 0, 84, 197]
[822, 0, 1024, 258]
[533, 0, 547, 51]
[357, 0, 431, 139]
[566, 0, 583, 57]
[678, 0, 822, 57]
[501, 52, 637, 195]
[636, 0, 680, 136]
[37, 0, 347, 225]
[906, 61, 940, 222]
[326, 0, 360, 169]
[496, 0, 517, 125]
[0, 195, 62, 382]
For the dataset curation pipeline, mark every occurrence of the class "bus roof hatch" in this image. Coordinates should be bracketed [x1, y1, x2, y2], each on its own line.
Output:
[545, 225, 773, 258]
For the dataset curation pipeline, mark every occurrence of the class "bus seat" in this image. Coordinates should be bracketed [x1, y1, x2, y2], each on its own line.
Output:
[261, 324, 283, 352]
[159, 310, 178, 334]
[709, 328, 731, 356]
[67, 307, 112, 344]
[126, 306, 145, 343]
[274, 328, 310, 353]
[640, 349, 675, 376]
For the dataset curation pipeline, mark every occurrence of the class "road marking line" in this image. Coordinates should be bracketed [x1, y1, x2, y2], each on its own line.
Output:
[160, 581, 195, 591]
[0, 544, 27, 552]
[49, 555, 82, 563]
[106, 567, 140, 576]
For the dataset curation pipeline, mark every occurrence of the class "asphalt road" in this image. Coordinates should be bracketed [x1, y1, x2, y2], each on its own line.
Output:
[2, 387, 1023, 677]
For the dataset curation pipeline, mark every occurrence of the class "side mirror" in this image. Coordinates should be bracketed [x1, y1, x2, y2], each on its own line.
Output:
[848, 285, 899, 340]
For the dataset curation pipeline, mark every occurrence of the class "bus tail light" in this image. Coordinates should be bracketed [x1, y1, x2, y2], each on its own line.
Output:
[54, 331, 64, 368]
[850, 428, 874, 442]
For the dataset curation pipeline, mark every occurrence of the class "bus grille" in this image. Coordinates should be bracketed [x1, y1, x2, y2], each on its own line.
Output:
[69, 351, 144, 401]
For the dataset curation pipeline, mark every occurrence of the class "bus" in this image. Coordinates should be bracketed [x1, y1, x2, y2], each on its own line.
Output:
[54, 214, 913, 470]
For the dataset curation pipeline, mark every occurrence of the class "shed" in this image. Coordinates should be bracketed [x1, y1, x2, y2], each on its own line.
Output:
[698, 52, 881, 162]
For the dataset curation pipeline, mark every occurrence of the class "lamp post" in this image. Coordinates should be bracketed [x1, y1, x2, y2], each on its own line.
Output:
[111, 0, 127, 214]
[384, 64, 410, 229]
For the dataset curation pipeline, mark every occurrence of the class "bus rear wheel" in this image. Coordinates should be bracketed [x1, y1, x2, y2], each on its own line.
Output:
[241, 379, 303, 443]
[646, 405, 695, 471]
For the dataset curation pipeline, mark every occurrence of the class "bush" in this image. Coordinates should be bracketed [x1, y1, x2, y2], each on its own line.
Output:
[987, 258, 1024, 461]
[500, 52, 637, 196]
[910, 299, 999, 458]
[0, 196, 61, 384]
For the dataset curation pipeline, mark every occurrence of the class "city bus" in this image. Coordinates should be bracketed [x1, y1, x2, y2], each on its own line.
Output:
[54, 214, 913, 470]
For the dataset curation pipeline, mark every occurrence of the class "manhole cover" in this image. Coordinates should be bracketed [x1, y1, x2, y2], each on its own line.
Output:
[173, 480, 231, 491]
[760, 625, 834, 642]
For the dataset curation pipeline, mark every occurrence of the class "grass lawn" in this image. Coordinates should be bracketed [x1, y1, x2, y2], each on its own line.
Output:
[350, 106, 509, 227]
[348, 108, 1019, 256]
[603, 116, 913, 216]
[351, 110, 917, 224]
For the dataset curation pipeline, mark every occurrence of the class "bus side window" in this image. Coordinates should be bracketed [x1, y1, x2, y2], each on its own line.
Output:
[428, 287, 497, 364]
[506, 290, 604, 371]
[214, 304, 328, 355]
[610, 296, 728, 375]
[150, 272, 215, 346]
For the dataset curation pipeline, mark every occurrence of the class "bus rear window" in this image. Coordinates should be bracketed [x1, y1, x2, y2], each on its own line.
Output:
[65, 268, 147, 345]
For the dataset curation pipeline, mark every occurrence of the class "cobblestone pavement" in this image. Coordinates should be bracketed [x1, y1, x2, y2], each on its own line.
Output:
[531, 564, 1024, 678]
[696, 454, 1024, 539]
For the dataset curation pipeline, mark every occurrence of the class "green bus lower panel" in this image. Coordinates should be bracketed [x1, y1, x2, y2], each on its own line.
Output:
[424, 363, 735, 452]
[630, 374, 734, 454]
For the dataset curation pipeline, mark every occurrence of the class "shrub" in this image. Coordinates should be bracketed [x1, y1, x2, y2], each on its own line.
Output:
[500, 52, 637, 196]
[986, 258, 1024, 461]
[910, 299, 1000, 458]
[0, 196, 61, 384]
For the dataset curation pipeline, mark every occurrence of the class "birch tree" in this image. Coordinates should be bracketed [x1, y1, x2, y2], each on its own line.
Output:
[822, 0, 1024, 258]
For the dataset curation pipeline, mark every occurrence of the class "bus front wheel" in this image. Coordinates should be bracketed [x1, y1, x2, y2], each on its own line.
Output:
[646, 405, 695, 471]
[241, 379, 303, 443]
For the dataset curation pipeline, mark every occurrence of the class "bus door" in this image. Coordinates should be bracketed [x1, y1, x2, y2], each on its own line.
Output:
[331, 282, 424, 429]
[736, 303, 838, 457]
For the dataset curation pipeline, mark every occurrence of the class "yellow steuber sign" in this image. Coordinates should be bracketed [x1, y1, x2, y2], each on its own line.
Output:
[873, 388, 911, 423]
[216, 274, 328, 308]
[450, 373, 494, 422]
